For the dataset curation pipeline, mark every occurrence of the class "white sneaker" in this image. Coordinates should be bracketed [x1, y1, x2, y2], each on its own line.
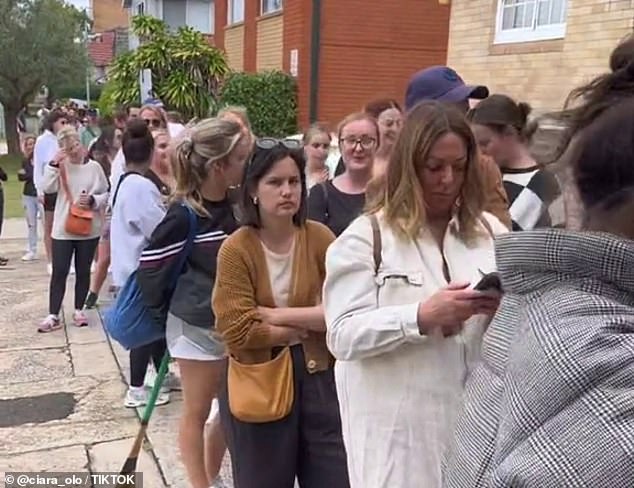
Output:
[145, 368, 182, 392]
[21, 252, 37, 262]
[47, 263, 53, 275]
[124, 386, 169, 408]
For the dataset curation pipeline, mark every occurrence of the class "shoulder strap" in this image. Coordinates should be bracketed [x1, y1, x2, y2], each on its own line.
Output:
[167, 203, 198, 291]
[111, 171, 141, 208]
[369, 214, 382, 275]
[479, 215, 494, 239]
[320, 181, 329, 218]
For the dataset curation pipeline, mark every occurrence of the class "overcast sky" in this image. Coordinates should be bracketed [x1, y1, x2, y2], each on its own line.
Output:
[65, 0, 90, 11]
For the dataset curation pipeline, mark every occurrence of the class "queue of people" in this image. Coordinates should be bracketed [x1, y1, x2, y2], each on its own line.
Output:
[5, 32, 634, 488]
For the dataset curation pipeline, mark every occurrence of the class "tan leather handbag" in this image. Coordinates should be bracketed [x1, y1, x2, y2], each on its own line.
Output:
[227, 346, 294, 423]
[60, 164, 94, 237]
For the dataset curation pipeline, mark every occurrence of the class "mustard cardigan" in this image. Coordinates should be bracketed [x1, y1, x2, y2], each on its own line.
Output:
[212, 220, 335, 373]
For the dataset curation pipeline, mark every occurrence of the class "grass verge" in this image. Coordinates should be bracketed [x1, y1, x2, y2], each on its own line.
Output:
[1, 154, 25, 219]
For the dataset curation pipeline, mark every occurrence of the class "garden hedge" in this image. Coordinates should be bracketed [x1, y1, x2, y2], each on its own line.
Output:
[219, 70, 298, 137]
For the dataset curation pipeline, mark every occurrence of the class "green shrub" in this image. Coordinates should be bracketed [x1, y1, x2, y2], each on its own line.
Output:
[97, 82, 119, 117]
[219, 71, 298, 137]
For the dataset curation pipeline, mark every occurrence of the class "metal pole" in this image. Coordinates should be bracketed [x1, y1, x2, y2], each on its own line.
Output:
[86, 70, 91, 108]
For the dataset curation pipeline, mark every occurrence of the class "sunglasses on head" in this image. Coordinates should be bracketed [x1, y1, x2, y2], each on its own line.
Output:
[255, 137, 302, 150]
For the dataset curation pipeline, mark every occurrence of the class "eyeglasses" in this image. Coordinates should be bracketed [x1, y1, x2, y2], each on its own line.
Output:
[255, 137, 302, 150]
[144, 118, 162, 128]
[341, 136, 377, 150]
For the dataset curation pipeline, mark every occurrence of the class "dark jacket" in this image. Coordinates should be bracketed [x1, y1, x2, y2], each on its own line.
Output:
[18, 157, 37, 196]
[137, 198, 238, 329]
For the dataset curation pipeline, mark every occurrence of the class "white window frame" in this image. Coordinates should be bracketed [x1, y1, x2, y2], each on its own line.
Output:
[228, 0, 245, 25]
[161, 0, 214, 34]
[261, 0, 283, 15]
[494, 0, 567, 45]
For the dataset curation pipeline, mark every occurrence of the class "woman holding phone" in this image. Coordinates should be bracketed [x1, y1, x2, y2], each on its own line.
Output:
[323, 101, 508, 487]
[38, 126, 109, 332]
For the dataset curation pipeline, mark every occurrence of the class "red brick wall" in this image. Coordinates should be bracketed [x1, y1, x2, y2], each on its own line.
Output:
[318, 0, 450, 126]
[214, 0, 227, 50]
[92, 0, 128, 32]
[243, 0, 258, 71]
[282, 0, 313, 131]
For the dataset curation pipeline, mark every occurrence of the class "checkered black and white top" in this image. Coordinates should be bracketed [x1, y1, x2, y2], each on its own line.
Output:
[442, 228, 634, 487]
[503, 166, 563, 231]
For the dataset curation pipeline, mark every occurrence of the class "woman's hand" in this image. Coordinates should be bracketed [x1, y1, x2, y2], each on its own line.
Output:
[258, 306, 283, 325]
[52, 149, 67, 167]
[416, 282, 500, 337]
[78, 192, 93, 209]
[269, 325, 308, 345]
[316, 168, 329, 184]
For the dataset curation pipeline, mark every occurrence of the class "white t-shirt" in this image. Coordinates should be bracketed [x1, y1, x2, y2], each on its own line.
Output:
[110, 173, 166, 287]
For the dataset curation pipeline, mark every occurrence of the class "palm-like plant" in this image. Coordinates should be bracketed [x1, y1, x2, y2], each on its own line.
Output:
[103, 15, 229, 120]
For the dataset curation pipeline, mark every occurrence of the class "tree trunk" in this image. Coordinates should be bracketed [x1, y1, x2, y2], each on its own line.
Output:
[3, 104, 21, 156]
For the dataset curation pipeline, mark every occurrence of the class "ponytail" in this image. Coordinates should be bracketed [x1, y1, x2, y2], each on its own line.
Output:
[171, 117, 244, 217]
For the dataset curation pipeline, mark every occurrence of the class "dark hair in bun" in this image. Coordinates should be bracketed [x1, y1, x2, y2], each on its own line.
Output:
[468, 94, 537, 141]
[122, 118, 154, 164]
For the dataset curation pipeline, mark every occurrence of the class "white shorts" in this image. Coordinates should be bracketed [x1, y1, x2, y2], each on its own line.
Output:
[166, 313, 225, 361]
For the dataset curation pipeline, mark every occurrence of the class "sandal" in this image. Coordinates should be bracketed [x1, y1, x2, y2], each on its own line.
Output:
[38, 315, 61, 333]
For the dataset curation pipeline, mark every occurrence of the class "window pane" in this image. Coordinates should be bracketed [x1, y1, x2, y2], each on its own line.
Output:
[502, 5, 515, 29]
[163, 0, 186, 31]
[523, 1, 535, 28]
[551, 0, 566, 23]
[187, 0, 213, 33]
[230, 0, 244, 23]
[262, 0, 283, 13]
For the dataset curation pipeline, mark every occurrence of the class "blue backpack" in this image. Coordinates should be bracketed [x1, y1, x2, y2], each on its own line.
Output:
[105, 191, 197, 350]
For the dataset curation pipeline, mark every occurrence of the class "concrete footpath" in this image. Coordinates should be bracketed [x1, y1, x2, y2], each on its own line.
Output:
[0, 218, 233, 487]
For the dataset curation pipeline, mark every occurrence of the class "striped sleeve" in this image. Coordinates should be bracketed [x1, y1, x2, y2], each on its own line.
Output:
[137, 204, 191, 322]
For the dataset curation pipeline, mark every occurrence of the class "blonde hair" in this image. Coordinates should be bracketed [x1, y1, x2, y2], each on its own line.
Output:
[303, 123, 331, 145]
[57, 126, 80, 148]
[172, 117, 244, 216]
[366, 101, 485, 242]
[218, 105, 250, 130]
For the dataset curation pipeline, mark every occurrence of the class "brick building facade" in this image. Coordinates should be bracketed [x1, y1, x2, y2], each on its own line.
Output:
[91, 0, 129, 32]
[120, 0, 450, 129]
[211, 0, 450, 129]
[446, 0, 634, 114]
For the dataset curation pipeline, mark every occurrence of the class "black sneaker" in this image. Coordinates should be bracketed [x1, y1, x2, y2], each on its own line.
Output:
[84, 292, 98, 309]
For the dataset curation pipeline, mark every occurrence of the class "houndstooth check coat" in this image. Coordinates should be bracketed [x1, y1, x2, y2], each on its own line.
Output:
[442, 228, 634, 488]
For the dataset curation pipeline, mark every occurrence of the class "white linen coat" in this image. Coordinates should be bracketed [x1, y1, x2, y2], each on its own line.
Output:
[324, 212, 508, 488]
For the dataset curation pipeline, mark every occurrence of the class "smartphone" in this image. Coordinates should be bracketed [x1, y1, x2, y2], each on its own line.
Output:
[472, 272, 503, 293]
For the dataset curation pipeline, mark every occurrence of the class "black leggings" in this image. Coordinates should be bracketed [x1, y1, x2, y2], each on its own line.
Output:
[129, 339, 167, 387]
[49, 238, 99, 315]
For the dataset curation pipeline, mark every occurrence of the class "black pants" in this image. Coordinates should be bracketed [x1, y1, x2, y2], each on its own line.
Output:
[49, 238, 99, 315]
[129, 339, 167, 387]
[219, 345, 350, 488]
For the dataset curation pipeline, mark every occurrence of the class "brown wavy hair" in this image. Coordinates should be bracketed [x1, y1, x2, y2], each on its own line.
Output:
[366, 101, 485, 242]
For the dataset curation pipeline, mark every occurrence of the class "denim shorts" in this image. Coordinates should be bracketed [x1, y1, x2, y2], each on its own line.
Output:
[165, 312, 225, 361]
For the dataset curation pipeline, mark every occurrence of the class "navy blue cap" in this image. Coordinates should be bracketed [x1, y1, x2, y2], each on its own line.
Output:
[405, 66, 489, 111]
